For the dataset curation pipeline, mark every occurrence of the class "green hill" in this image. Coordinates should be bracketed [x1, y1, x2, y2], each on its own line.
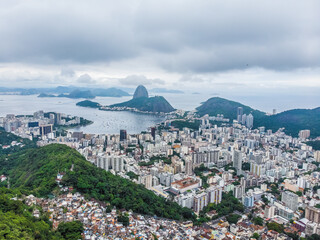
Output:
[196, 97, 320, 138]
[0, 144, 194, 220]
[76, 100, 100, 108]
[196, 97, 265, 120]
[0, 187, 82, 239]
[0, 128, 36, 155]
[256, 108, 320, 138]
[110, 96, 175, 113]
[0, 188, 57, 239]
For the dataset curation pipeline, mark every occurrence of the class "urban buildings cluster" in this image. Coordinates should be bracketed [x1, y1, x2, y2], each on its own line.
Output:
[0, 111, 82, 139]
[3, 108, 320, 239]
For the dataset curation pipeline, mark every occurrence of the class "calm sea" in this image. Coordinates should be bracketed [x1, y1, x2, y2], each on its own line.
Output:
[0, 92, 319, 134]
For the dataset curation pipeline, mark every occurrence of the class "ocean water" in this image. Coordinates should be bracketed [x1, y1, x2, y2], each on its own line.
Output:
[0, 92, 319, 134]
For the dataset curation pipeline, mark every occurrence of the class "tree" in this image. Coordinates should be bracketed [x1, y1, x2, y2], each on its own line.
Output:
[267, 222, 284, 233]
[57, 221, 83, 240]
[307, 234, 320, 240]
[226, 214, 241, 224]
[242, 162, 250, 171]
[253, 217, 264, 226]
[251, 233, 260, 239]
[117, 213, 130, 226]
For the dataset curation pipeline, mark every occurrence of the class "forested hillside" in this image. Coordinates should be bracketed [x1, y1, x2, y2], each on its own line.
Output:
[0, 144, 194, 221]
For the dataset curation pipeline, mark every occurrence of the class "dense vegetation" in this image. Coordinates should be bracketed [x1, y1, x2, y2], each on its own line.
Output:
[76, 100, 101, 108]
[57, 221, 83, 240]
[267, 222, 284, 233]
[0, 187, 81, 239]
[110, 96, 175, 113]
[200, 191, 244, 218]
[0, 128, 36, 155]
[307, 140, 320, 150]
[196, 97, 265, 120]
[0, 144, 194, 221]
[196, 97, 320, 138]
[255, 107, 320, 138]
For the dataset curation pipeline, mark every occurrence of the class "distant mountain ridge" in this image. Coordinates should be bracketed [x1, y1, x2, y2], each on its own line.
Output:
[196, 97, 320, 138]
[0, 86, 130, 98]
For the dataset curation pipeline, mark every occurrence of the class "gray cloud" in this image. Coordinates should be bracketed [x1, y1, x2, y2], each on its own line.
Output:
[0, 0, 319, 75]
[60, 68, 75, 77]
[118, 75, 165, 86]
[77, 73, 96, 84]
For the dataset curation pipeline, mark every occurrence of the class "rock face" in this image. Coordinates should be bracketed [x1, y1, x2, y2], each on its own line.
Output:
[133, 85, 148, 99]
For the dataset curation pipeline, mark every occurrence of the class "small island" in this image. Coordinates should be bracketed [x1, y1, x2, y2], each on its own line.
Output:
[76, 100, 101, 108]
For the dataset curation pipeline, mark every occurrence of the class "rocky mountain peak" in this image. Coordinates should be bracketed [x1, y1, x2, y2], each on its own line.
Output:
[133, 85, 148, 99]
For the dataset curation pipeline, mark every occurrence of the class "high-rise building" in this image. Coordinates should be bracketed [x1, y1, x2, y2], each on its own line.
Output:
[246, 113, 254, 129]
[281, 191, 299, 211]
[299, 130, 310, 139]
[177, 192, 194, 209]
[97, 156, 109, 171]
[278, 205, 294, 220]
[56, 113, 62, 125]
[185, 160, 193, 175]
[207, 186, 222, 204]
[241, 114, 247, 125]
[233, 185, 244, 199]
[39, 124, 53, 136]
[110, 156, 124, 172]
[306, 206, 320, 224]
[250, 162, 266, 176]
[49, 113, 55, 124]
[232, 150, 243, 174]
[315, 151, 320, 162]
[193, 192, 208, 213]
[151, 127, 156, 140]
[237, 107, 243, 122]
[72, 132, 84, 140]
[243, 194, 254, 208]
[192, 150, 219, 165]
[264, 205, 276, 219]
[139, 174, 152, 189]
[120, 129, 127, 142]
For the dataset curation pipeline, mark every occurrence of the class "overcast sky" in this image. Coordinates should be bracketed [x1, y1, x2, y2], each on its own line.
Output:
[0, 0, 319, 94]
